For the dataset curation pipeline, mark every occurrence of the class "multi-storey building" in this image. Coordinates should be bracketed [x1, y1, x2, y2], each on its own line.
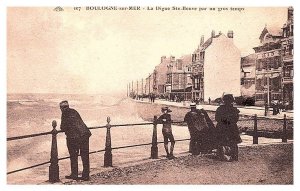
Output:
[191, 30, 241, 101]
[253, 26, 282, 105]
[154, 56, 175, 96]
[253, 7, 293, 107]
[281, 6, 293, 109]
[145, 73, 154, 95]
[166, 55, 192, 100]
[241, 54, 256, 97]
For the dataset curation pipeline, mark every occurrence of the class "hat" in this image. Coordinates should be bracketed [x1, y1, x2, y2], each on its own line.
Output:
[59, 100, 69, 108]
[222, 94, 234, 103]
[161, 106, 172, 113]
[190, 103, 197, 108]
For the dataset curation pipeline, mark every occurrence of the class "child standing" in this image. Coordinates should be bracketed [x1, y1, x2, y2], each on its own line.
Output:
[157, 106, 175, 159]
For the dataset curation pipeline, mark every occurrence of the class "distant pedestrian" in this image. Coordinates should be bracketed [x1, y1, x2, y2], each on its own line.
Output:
[272, 100, 279, 115]
[157, 106, 175, 159]
[60, 100, 92, 181]
[184, 103, 209, 155]
[208, 97, 211, 105]
[215, 94, 242, 161]
[278, 100, 283, 113]
[284, 101, 289, 111]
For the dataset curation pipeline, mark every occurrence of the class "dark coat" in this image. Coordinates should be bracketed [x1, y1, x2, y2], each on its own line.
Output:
[215, 104, 242, 145]
[157, 113, 172, 133]
[184, 109, 208, 134]
[60, 108, 92, 139]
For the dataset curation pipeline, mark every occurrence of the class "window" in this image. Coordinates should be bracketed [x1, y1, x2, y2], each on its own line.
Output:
[177, 61, 183, 70]
[289, 43, 293, 55]
[192, 54, 196, 62]
[270, 77, 280, 91]
[257, 60, 262, 71]
[283, 28, 286, 37]
[194, 77, 200, 90]
[173, 74, 179, 84]
[256, 79, 263, 90]
[255, 94, 264, 101]
[284, 67, 291, 77]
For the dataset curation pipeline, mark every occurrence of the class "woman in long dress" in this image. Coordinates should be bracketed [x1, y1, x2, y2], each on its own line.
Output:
[215, 94, 242, 161]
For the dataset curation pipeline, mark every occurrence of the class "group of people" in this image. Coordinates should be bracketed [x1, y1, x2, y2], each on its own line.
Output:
[58, 93, 242, 181]
[149, 93, 156, 103]
[157, 94, 242, 161]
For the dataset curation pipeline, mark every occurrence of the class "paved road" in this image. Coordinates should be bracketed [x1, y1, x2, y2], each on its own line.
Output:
[135, 99, 293, 120]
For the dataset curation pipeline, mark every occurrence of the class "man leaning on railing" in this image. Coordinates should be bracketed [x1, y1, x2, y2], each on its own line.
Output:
[60, 100, 92, 181]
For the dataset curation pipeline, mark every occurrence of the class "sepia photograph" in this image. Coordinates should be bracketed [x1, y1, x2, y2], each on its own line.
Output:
[3, 1, 296, 188]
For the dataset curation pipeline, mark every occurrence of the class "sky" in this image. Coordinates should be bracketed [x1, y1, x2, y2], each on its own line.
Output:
[7, 7, 288, 94]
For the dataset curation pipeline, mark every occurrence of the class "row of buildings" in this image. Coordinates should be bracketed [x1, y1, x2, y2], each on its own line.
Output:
[241, 7, 293, 108]
[128, 7, 293, 109]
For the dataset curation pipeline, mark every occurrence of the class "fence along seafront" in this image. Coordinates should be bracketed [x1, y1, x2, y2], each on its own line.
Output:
[7, 114, 292, 183]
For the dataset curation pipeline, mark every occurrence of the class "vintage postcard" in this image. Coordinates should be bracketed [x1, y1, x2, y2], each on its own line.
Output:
[6, 4, 294, 187]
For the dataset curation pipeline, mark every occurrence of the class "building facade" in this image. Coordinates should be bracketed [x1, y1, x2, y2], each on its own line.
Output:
[241, 54, 256, 97]
[191, 30, 241, 101]
[166, 55, 192, 100]
[253, 26, 282, 105]
[145, 73, 154, 95]
[253, 7, 293, 108]
[154, 56, 175, 96]
[281, 7, 294, 109]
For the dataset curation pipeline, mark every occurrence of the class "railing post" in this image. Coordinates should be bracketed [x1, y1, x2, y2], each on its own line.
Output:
[282, 114, 287, 143]
[253, 114, 258, 144]
[49, 120, 60, 183]
[150, 116, 158, 159]
[104, 117, 113, 167]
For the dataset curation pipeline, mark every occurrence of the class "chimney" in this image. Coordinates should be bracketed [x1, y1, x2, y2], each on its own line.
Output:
[200, 35, 204, 45]
[288, 6, 293, 22]
[227, 30, 234, 38]
[161, 56, 166, 63]
[211, 30, 215, 38]
[170, 56, 175, 62]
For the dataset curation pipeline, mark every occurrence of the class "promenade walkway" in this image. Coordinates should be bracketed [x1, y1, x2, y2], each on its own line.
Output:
[65, 143, 293, 185]
[135, 98, 293, 119]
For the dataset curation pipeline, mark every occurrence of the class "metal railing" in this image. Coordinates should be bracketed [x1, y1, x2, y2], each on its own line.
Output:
[7, 114, 292, 183]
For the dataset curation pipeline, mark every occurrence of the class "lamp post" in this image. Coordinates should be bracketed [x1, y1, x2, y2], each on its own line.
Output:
[129, 83, 131, 98]
[136, 80, 138, 100]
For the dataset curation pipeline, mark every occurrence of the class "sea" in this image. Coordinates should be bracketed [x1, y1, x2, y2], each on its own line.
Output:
[7, 93, 144, 184]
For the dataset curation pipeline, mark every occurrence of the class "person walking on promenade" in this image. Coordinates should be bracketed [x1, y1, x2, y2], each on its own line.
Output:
[208, 97, 211, 105]
[215, 94, 242, 161]
[157, 106, 175, 159]
[60, 100, 92, 181]
[184, 103, 209, 155]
